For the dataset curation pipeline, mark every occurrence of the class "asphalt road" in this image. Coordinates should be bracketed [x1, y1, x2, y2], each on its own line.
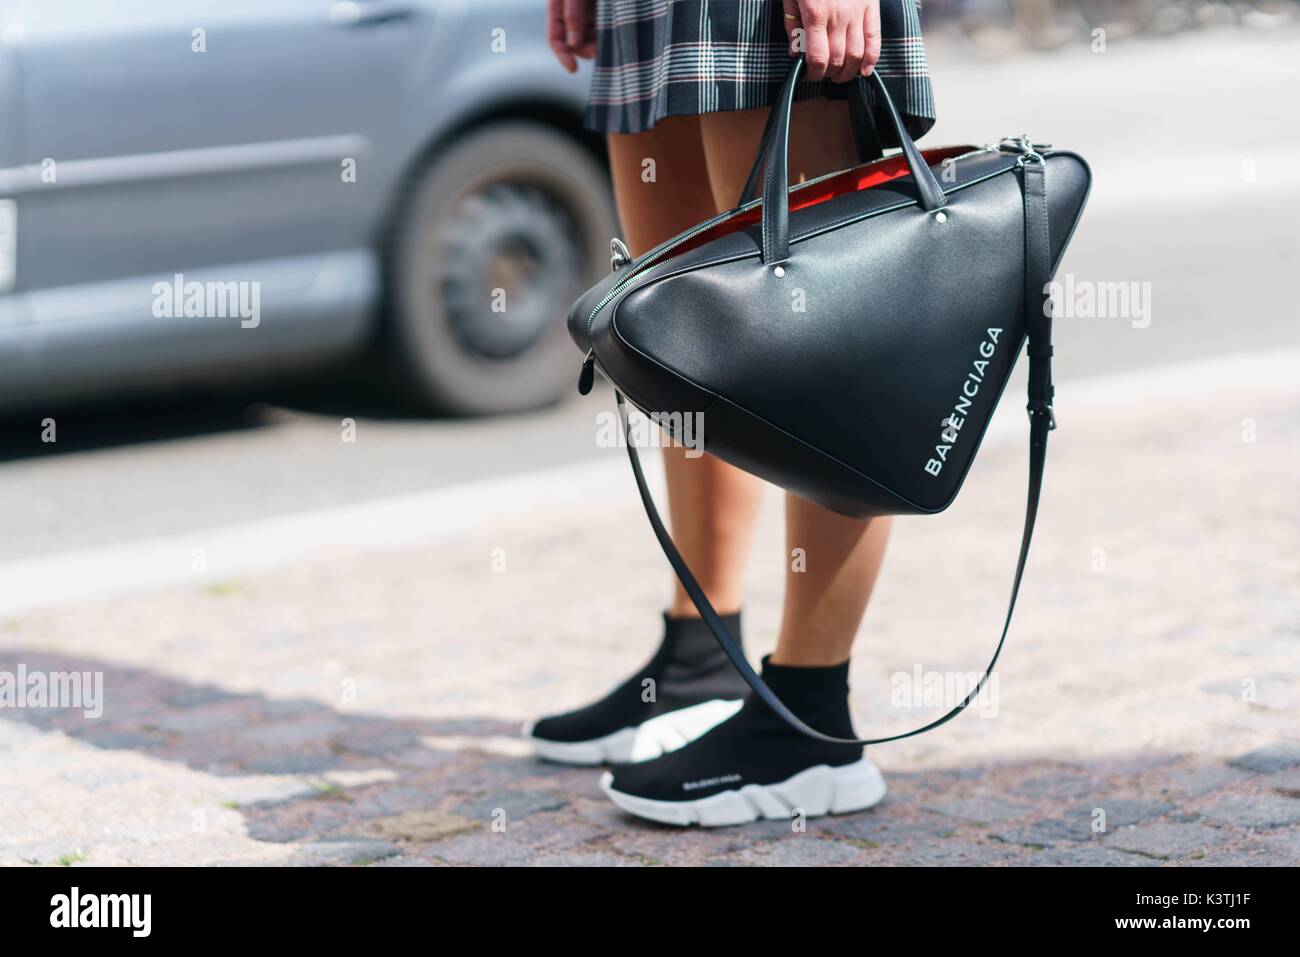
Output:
[2, 28, 1297, 562]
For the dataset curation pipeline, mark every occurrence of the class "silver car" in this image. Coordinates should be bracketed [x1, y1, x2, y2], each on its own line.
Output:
[0, 0, 616, 414]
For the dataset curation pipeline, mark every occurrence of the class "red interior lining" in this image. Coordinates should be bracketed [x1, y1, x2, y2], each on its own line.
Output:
[663, 145, 972, 261]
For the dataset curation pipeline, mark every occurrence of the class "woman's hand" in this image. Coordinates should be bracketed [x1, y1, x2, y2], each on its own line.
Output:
[782, 0, 882, 83]
[548, 0, 597, 73]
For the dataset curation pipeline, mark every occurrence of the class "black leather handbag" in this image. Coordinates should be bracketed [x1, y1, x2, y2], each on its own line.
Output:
[567, 59, 1091, 746]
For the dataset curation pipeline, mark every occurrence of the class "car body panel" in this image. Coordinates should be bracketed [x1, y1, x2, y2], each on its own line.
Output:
[0, 0, 594, 406]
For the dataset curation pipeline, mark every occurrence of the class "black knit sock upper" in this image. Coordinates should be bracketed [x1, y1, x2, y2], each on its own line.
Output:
[651, 612, 751, 704]
[531, 612, 750, 744]
[745, 655, 857, 741]
[605, 655, 864, 802]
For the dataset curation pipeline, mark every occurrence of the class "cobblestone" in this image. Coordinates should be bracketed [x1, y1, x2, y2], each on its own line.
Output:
[1229, 742, 1300, 774]
[1104, 822, 1229, 860]
[922, 797, 1035, 824]
[1068, 799, 1176, 829]
[731, 837, 869, 867]
[1, 377, 1296, 865]
[1198, 794, 1300, 830]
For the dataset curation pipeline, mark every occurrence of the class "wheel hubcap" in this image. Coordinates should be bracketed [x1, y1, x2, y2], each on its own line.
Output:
[434, 184, 580, 360]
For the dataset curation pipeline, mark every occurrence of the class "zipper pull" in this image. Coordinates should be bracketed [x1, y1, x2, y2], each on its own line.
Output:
[577, 349, 596, 395]
[610, 238, 631, 271]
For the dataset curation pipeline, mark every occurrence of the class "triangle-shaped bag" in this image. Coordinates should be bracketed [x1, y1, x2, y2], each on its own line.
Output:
[567, 58, 1092, 746]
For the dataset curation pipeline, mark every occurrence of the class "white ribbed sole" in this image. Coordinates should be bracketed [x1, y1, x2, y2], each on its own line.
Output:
[601, 756, 887, 827]
[523, 698, 743, 766]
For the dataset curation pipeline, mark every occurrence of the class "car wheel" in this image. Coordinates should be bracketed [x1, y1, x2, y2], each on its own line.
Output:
[387, 122, 616, 415]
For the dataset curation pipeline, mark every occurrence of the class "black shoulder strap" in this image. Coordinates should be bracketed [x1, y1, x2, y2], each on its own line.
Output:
[615, 156, 1056, 745]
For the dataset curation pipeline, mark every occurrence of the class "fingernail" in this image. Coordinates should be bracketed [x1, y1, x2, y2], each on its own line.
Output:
[567, 30, 580, 46]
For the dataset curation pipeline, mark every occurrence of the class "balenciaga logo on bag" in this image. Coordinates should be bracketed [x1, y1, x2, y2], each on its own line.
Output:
[925, 328, 1003, 477]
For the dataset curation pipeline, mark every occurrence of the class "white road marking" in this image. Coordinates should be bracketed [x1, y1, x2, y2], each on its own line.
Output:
[0, 455, 644, 616]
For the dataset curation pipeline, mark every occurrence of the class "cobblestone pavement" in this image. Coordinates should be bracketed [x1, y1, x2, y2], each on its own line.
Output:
[1, 362, 1297, 866]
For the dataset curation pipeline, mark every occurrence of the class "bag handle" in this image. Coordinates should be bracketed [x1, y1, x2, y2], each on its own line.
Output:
[613, 155, 1056, 746]
[759, 60, 947, 263]
[737, 75, 885, 208]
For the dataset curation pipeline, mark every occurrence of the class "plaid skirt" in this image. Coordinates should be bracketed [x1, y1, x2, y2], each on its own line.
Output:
[585, 0, 936, 139]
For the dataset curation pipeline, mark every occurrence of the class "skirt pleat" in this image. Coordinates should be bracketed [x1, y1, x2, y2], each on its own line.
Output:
[585, 0, 936, 137]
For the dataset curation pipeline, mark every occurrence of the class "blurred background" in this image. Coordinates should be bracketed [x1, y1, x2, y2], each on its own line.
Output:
[0, 0, 1295, 556]
[0, 2, 1297, 866]
[0, 0, 1295, 555]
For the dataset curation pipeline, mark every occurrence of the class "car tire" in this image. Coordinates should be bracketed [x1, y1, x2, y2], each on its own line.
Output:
[386, 122, 616, 415]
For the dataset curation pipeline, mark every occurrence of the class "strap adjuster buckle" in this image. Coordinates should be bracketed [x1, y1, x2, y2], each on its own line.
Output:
[1027, 400, 1057, 431]
[1000, 135, 1047, 166]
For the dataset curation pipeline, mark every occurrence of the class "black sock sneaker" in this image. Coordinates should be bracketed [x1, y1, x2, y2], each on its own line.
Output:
[523, 612, 751, 765]
[599, 656, 885, 826]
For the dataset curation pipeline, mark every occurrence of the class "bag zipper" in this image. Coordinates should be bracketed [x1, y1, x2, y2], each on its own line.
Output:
[584, 208, 743, 342]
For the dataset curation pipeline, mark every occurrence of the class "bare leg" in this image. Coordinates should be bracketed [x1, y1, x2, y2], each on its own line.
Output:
[698, 97, 892, 666]
[775, 501, 892, 665]
[607, 119, 765, 618]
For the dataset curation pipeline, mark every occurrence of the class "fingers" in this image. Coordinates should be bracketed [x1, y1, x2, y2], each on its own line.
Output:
[832, 16, 864, 84]
[804, 1, 870, 84]
[801, 1, 831, 80]
[782, 0, 801, 44]
[549, 0, 597, 72]
[862, 0, 882, 77]
[547, 2, 577, 73]
[563, 0, 590, 51]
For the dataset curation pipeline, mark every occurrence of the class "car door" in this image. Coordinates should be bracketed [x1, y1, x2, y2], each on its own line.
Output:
[0, 0, 436, 398]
